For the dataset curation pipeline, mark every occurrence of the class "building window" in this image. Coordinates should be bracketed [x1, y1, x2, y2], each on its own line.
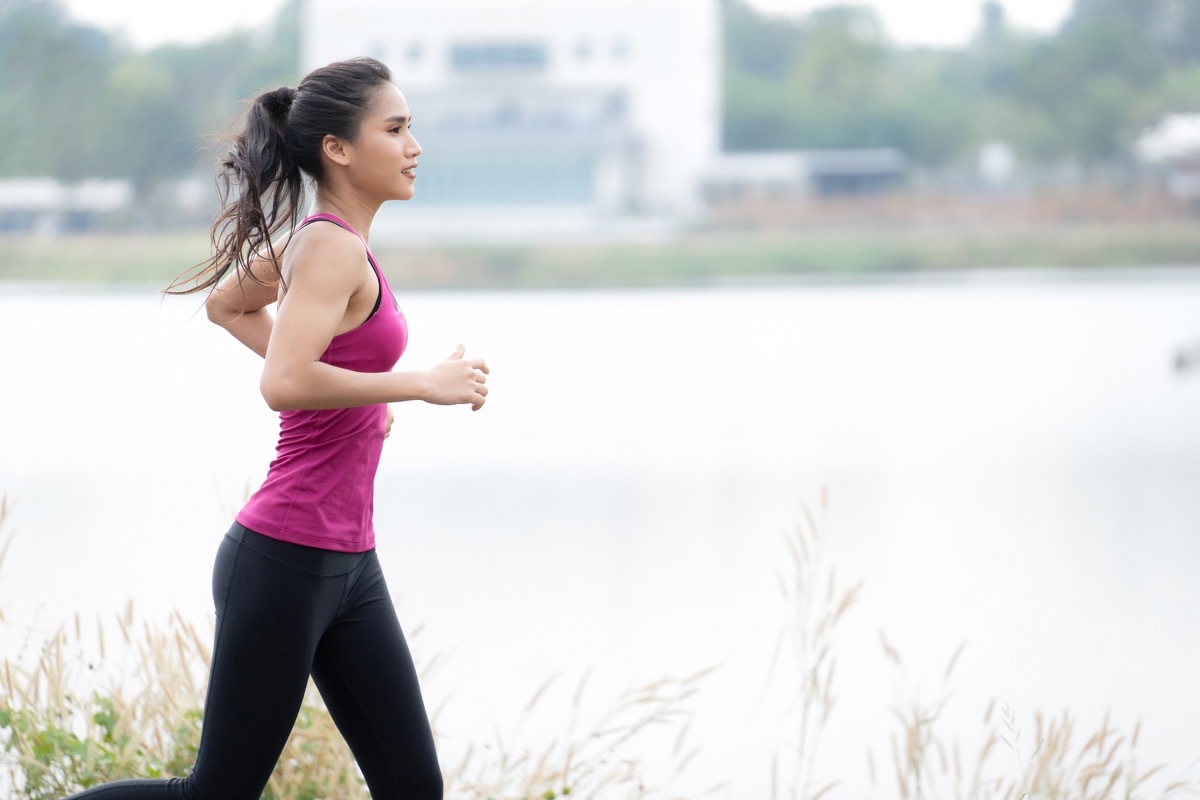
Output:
[407, 42, 424, 64]
[451, 42, 548, 72]
[575, 39, 592, 61]
[413, 153, 594, 206]
[611, 38, 631, 60]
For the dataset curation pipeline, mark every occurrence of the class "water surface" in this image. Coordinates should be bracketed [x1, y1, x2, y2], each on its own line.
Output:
[2, 271, 1199, 796]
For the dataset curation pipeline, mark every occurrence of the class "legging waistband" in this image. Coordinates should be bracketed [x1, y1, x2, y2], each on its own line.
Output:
[225, 521, 374, 577]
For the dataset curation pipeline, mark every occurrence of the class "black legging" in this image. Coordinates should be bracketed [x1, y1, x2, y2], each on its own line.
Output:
[65, 522, 442, 800]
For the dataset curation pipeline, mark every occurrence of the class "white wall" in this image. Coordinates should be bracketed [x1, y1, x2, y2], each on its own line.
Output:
[301, 0, 720, 224]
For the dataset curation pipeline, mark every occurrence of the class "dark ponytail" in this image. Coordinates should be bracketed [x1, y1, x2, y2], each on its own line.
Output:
[167, 57, 394, 295]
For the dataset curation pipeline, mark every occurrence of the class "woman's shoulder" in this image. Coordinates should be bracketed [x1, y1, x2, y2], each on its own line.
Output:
[282, 220, 369, 289]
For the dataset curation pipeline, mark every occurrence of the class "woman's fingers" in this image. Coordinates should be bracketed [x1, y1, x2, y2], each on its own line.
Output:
[428, 346, 491, 408]
[471, 375, 488, 411]
[470, 374, 488, 411]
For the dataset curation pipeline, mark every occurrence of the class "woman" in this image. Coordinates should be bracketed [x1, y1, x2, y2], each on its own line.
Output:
[67, 57, 486, 799]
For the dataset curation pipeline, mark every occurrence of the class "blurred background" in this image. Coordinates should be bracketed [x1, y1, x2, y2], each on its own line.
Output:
[5, 0, 1200, 260]
[2, 0, 1200, 798]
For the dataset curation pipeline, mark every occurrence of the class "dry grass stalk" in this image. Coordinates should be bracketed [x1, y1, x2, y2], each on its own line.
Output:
[874, 637, 1200, 800]
[3, 495, 707, 799]
[0, 605, 370, 800]
[6, 489, 1199, 799]
[445, 665, 716, 799]
[769, 487, 860, 800]
[0, 491, 367, 800]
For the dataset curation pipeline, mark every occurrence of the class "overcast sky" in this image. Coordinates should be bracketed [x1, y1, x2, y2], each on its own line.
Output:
[59, 0, 1074, 51]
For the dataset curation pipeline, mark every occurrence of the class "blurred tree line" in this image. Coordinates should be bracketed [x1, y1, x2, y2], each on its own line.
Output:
[724, 0, 1200, 169]
[0, 0, 300, 192]
[4, 0, 1200, 197]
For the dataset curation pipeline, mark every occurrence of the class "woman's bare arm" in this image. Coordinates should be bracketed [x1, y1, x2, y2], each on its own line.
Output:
[205, 252, 282, 358]
[258, 226, 488, 412]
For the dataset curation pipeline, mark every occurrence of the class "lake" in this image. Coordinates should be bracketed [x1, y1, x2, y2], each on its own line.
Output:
[2, 269, 1199, 797]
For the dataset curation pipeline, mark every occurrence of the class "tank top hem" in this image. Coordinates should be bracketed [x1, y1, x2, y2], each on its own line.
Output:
[235, 510, 376, 554]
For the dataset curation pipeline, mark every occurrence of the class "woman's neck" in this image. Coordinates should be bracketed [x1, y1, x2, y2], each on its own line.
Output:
[308, 189, 379, 241]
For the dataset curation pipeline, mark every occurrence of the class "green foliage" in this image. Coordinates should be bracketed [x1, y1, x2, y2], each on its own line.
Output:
[0, 618, 701, 800]
[722, 0, 802, 80]
[721, 0, 1200, 168]
[0, 610, 371, 800]
[0, 0, 115, 178]
[0, 0, 299, 195]
[6, 0, 1200, 185]
[0, 691, 200, 799]
[0, 488, 697, 800]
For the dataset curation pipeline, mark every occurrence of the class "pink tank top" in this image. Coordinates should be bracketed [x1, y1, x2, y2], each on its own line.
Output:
[236, 213, 408, 552]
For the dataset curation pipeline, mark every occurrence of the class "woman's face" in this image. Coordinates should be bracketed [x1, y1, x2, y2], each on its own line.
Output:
[342, 82, 422, 202]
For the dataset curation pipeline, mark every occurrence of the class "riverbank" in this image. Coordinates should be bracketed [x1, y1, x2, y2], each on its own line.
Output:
[2, 220, 1199, 289]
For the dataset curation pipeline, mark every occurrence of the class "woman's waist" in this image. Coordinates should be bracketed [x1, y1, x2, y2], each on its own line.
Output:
[225, 521, 374, 571]
[277, 404, 386, 447]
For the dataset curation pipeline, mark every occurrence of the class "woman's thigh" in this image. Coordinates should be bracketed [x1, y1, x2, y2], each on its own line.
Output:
[310, 554, 442, 800]
[64, 533, 339, 800]
[186, 534, 341, 799]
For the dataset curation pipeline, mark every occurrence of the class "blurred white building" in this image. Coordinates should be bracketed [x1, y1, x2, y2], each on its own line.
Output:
[302, 0, 721, 243]
[703, 149, 909, 201]
[1136, 113, 1200, 201]
[0, 178, 133, 234]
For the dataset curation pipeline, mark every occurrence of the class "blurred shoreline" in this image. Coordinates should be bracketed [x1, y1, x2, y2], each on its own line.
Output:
[3, 189, 1199, 290]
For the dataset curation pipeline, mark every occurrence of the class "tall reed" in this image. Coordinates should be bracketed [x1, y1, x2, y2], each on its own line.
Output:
[871, 636, 1199, 799]
[444, 666, 716, 799]
[767, 486, 860, 800]
[769, 488, 1199, 800]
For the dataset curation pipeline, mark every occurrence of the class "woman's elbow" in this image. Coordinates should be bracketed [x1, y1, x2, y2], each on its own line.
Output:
[260, 371, 298, 412]
[205, 291, 233, 326]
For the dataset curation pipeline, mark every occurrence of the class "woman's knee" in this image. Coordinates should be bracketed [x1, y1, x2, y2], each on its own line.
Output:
[366, 762, 442, 800]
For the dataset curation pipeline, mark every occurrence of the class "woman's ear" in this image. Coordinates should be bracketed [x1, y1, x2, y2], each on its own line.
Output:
[322, 134, 351, 167]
